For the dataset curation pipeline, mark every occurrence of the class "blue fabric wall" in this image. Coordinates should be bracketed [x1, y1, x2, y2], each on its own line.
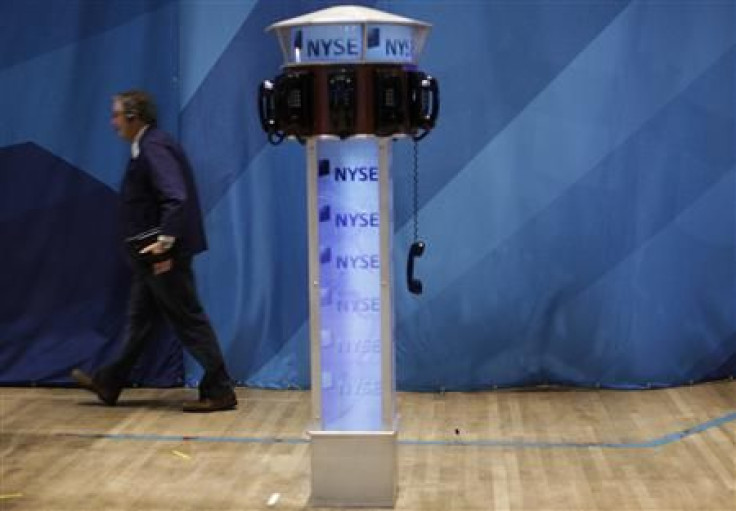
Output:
[1, 1, 734, 390]
[0, 0, 183, 385]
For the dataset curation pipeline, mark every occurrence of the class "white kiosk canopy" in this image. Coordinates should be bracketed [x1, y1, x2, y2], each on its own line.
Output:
[267, 5, 432, 66]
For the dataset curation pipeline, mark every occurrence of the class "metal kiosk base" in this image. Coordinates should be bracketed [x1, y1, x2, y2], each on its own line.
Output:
[309, 430, 398, 507]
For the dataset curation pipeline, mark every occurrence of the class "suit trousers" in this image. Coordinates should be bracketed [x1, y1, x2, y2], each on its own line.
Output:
[96, 256, 233, 399]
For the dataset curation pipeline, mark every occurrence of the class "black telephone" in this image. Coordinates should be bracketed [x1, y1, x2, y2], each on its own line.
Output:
[258, 71, 314, 144]
[407, 71, 439, 141]
[328, 68, 357, 138]
[406, 240, 425, 295]
[374, 68, 405, 136]
[258, 79, 282, 144]
[276, 71, 314, 142]
[403, 72, 439, 295]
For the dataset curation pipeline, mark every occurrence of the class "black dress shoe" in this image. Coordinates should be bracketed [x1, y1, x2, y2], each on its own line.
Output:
[70, 369, 120, 406]
[182, 393, 237, 413]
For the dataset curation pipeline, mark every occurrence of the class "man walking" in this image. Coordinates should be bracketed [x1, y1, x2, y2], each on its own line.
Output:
[72, 90, 236, 412]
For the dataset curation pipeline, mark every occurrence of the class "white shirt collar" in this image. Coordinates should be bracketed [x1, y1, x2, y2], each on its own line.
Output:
[131, 125, 150, 159]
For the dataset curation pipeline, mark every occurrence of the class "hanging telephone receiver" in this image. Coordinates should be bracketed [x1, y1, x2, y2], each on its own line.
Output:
[258, 80, 283, 145]
[328, 69, 357, 138]
[407, 72, 439, 141]
[406, 240, 425, 295]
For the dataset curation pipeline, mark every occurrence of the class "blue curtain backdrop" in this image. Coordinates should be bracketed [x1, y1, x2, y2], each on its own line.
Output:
[0, 0, 734, 390]
[0, 0, 183, 386]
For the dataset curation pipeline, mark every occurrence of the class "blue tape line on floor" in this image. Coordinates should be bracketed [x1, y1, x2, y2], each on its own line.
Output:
[56, 411, 736, 449]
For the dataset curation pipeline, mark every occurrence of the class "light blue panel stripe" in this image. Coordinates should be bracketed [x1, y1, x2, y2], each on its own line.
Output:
[179, 0, 258, 108]
[548, 168, 736, 381]
[575, 168, 736, 295]
[244, 321, 309, 388]
[394, 3, 736, 315]
[196, 143, 297, 343]
[0, 4, 178, 189]
[192, 140, 308, 384]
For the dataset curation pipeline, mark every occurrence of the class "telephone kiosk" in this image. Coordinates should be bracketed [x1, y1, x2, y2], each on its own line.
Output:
[258, 6, 439, 507]
[259, 64, 438, 143]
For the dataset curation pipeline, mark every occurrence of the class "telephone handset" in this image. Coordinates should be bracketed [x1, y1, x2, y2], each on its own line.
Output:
[406, 240, 425, 295]
[408, 71, 439, 141]
[257, 71, 314, 145]
[258, 80, 283, 145]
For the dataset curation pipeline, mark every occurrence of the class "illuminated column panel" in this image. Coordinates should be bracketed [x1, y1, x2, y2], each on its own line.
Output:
[316, 138, 382, 431]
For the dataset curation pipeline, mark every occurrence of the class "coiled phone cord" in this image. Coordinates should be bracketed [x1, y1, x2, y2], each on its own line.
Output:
[412, 139, 419, 244]
[406, 139, 425, 294]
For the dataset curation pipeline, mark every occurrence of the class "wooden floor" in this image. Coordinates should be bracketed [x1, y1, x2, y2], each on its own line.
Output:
[1, 381, 734, 510]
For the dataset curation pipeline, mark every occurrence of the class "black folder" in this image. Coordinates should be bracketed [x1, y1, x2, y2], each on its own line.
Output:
[125, 227, 165, 262]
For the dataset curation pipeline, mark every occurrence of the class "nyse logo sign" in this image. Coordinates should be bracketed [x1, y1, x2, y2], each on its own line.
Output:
[365, 24, 415, 63]
[336, 296, 380, 314]
[318, 159, 378, 182]
[321, 372, 381, 397]
[335, 211, 379, 228]
[335, 254, 380, 270]
[367, 28, 412, 57]
[384, 38, 412, 58]
[337, 377, 381, 397]
[336, 338, 381, 354]
[289, 24, 416, 64]
[292, 25, 362, 63]
[319, 249, 380, 270]
[320, 207, 379, 228]
[321, 334, 381, 355]
[334, 166, 378, 182]
[305, 37, 360, 58]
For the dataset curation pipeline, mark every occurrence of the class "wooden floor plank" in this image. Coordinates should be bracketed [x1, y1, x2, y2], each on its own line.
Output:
[0, 381, 733, 510]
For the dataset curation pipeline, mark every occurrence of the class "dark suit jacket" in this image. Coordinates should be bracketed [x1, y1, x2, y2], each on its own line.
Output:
[120, 127, 207, 256]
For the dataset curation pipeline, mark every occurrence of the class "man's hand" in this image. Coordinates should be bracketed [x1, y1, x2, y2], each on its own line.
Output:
[140, 241, 173, 275]
[140, 241, 169, 256]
